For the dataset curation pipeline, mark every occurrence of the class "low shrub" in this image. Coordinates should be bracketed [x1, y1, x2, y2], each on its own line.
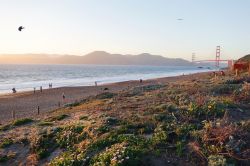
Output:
[153, 104, 168, 112]
[142, 84, 165, 92]
[0, 124, 11, 132]
[65, 101, 81, 107]
[90, 142, 144, 166]
[87, 133, 149, 155]
[49, 151, 87, 166]
[0, 154, 8, 162]
[79, 115, 88, 120]
[166, 104, 178, 113]
[187, 101, 225, 120]
[175, 124, 196, 141]
[152, 125, 168, 146]
[0, 138, 13, 148]
[225, 77, 250, 84]
[31, 132, 58, 159]
[48, 114, 69, 121]
[105, 117, 119, 126]
[212, 84, 242, 95]
[96, 92, 117, 99]
[117, 122, 155, 135]
[56, 124, 86, 148]
[153, 113, 175, 123]
[97, 125, 110, 134]
[176, 141, 185, 156]
[208, 155, 226, 166]
[12, 118, 33, 126]
[37, 121, 54, 126]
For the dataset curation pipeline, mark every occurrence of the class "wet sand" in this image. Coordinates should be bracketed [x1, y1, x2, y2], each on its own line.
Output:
[0, 72, 209, 124]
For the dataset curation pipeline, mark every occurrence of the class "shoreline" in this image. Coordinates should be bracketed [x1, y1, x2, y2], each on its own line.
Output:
[0, 69, 213, 96]
[0, 71, 211, 124]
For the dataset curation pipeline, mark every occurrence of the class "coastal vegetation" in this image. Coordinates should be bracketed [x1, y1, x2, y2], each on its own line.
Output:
[0, 71, 249, 165]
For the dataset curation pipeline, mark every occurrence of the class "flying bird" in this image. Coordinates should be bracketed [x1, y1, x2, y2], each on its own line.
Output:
[18, 26, 25, 31]
[177, 18, 183, 21]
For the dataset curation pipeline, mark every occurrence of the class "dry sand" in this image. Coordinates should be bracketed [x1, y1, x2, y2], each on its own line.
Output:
[0, 72, 209, 124]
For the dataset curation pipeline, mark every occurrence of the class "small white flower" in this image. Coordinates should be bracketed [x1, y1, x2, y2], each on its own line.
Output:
[126, 156, 129, 160]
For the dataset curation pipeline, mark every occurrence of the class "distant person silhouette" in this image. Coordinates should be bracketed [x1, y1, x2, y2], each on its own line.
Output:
[220, 71, 225, 76]
[62, 93, 66, 101]
[12, 88, 16, 93]
[49, 83, 52, 89]
[18, 26, 24, 31]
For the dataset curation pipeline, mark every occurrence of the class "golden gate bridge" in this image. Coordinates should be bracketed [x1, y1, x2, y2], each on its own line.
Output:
[192, 46, 234, 69]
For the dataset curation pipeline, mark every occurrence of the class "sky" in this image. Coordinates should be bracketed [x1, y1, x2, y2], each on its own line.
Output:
[0, 0, 250, 61]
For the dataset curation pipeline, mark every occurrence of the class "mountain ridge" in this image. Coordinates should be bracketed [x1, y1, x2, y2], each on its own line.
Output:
[0, 51, 192, 66]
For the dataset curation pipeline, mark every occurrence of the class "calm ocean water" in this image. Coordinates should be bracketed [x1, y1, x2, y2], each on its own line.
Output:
[0, 64, 213, 94]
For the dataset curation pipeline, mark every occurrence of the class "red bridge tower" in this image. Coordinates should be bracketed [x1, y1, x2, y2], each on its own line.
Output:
[216, 46, 221, 68]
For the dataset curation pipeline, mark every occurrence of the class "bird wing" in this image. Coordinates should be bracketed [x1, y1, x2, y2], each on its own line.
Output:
[18, 26, 24, 31]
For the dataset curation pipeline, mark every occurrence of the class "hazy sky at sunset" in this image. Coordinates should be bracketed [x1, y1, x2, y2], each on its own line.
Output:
[0, 0, 250, 61]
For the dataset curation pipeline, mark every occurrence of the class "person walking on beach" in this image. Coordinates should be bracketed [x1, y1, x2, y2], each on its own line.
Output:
[33, 87, 36, 93]
[12, 88, 16, 93]
[49, 83, 53, 89]
[95, 81, 98, 86]
[62, 92, 66, 101]
[40, 86, 43, 92]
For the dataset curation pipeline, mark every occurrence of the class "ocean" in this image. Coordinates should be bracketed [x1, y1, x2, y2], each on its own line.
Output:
[0, 64, 214, 94]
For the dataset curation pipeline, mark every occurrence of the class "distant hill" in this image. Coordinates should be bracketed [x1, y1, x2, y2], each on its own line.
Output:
[0, 51, 192, 66]
[237, 54, 250, 63]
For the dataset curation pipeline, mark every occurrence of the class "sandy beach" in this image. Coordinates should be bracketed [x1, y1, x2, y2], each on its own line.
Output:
[0, 72, 205, 124]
